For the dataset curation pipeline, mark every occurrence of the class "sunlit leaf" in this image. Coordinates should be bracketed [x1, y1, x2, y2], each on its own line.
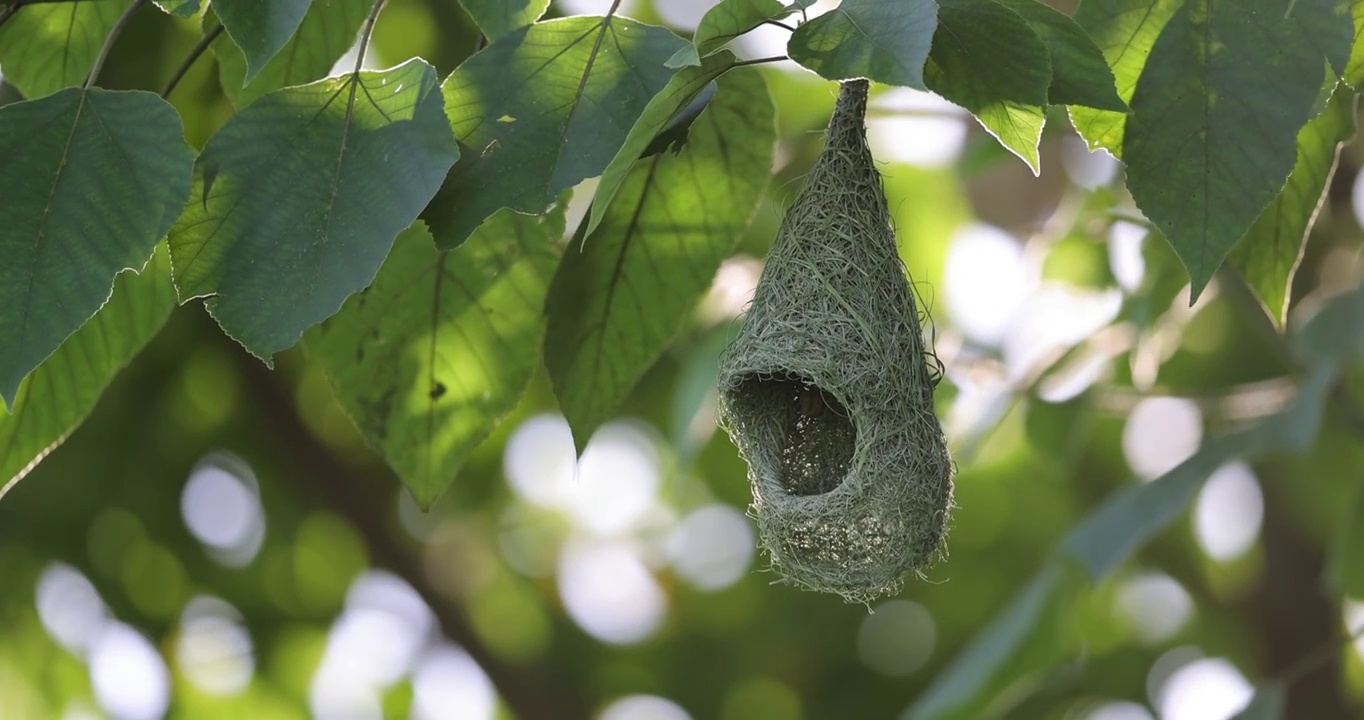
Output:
[459, 0, 549, 40]
[168, 59, 458, 361]
[545, 70, 775, 452]
[305, 211, 563, 507]
[1347, 0, 1364, 88]
[1230, 85, 1357, 326]
[0, 88, 193, 405]
[666, 0, 787, 68]
[215, 0, 313, 84]
[787, 0, 937, 89]
[423, 16, 686, 250]
[1124, 0, 1326, 300]
[0, 245, 175, 497]
[154, 0, 202, 17]
[0, 0, 129, 99]
[994, 0, 1124, 110]
[589, 50, 738, 236]
[212, 0, 371, 107]
[1070, 0, 1181, 156]
[924, 0, 1051, 173]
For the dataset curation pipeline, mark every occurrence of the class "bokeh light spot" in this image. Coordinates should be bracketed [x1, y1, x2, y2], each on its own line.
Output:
[665, 504, 755, 591]
[180, 453, 264, 566]
[35, 562, 108, 656]
[1122, 397, 1203, 481]
[175, 596, 254, 696]
[89, 623, 171, 720]
[558, 539, 666, 645]
[1193, 463, 1264, 562]
[599, 694, 692, 720]
[411, 645, 497, 720]
[856, 600, 937, 677]
[1116, 572, 1193, 644]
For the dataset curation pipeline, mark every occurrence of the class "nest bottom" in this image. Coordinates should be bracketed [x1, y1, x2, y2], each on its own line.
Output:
[727, 372, 855, 496]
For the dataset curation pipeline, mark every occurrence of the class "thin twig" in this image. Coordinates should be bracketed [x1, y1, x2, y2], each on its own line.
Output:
[161, 22, 224, 98]
[353, 0, 386, 74]
[733, 55, 789, 68]
[85, 0, 149, 90]
[762, 19, 795, 32]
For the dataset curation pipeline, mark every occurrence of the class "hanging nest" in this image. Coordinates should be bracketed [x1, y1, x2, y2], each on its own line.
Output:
[717, 79, 953, 603]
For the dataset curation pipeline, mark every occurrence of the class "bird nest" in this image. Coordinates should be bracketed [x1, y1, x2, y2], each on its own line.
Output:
[717, 79, 954, 603]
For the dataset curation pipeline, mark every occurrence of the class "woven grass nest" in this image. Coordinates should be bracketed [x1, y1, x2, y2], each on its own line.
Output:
[717, 79, 953, 603]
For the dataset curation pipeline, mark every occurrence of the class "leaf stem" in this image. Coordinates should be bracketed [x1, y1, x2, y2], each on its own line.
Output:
[733, 55, 790, 68]
[762, 19, 795, 32]
[162, 22, 225, 99]
[606, 0, 623, 17]
[85, 0, 150, 90]
[353, 0, 386, 74]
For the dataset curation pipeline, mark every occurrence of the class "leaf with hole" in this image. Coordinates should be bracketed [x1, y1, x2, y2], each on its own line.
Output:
[167, 59, 458, 361]
[459, 0, 550, 40]
[1, 245, 175, 498]
[1069, 0, 1181, 156]
[993, 0, 1124, 111]
[423, 16, 687, 249]
[0, 88, 193, 406]
[0, 0, 130, 99]
[787, 0, 938, 89]
[305, 211, 562, 508]
[590, 50, 738, 236]
[545, 69, 775, 452]
[924, 0, 1051, 173]
[1124, 0, 1326, 301]
[214, 0, 313, 84]
[1229, 85, 1357, 326]
[666, 0, 788, 68]
[212, 0, 371, 107]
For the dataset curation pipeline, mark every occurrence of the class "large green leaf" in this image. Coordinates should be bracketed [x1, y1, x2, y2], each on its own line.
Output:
[994, 0, 1124, 111]
[459, 0, 549, 40]
[0, 245, 175, 498]
[0, 88, 193, 406]
[212, 0, 370, 107]
[422, 16, 686, 250]
[154, 0, 202, 18]
[1229, 85, 1357, 326]
[1069, 0, 1181, 156]
[0, 0, 130, 99]
[787, 0, 937, 89]
[1348, 0, 1364, 88]
[1124, 0, 1326, 301]
[589, 51, 738, 236]
[1291, 0, 1352, 76]
[305, 211, 562, 507]
[215, 0, 313, 84]
[545, 69, 775, 452]
[924, 0, 1051, 173]
[666, 0, 787, 68]
[167, 59, 458, 361]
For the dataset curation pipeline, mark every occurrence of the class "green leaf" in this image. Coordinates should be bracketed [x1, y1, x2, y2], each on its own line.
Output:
[1289, 0, 1352, 76]
[1124, 0, 1326, 301]
[0, 244, 175, 498]
[422, 16, 686, 250]
[459, 0, 549, 40]
[212, 0, 371, 107]
[589, 50, 738, 236]
[0, 88, 193, 406]
[305, 211, 563, 507]
[1229, 684, 1286, 720]
[1293, 286, 1364, 364]
[215, 0, 313, 84]
[1229, 85, 1357, 326]
[167, 59, 458, 361]
[1331, 481, 1364, 598]
[545, 69, 775, 452]
[924, 0, 1052, 174]
[0, 0, 129, 99]
[994, 0, 1125, 111]
[1069, 0, 1181, 156]
[666, 0, 787, 68]
[1347, 0, 1364, 88]
[154, 0, 202, 18]
[787, 0, 937, 89]
[905, 563, 1083, 720]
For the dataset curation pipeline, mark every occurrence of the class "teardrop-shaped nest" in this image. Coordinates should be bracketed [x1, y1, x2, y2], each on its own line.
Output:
[717, 80, 953, 603]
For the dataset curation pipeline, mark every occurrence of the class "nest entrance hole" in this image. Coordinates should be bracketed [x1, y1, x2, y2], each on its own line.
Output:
[732, 372, 856, 497]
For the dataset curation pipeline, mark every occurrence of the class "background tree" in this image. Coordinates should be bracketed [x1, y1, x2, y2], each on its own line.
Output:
[3, 0, 1364, 718]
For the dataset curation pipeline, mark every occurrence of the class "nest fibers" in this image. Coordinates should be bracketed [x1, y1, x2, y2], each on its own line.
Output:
[717, 79, 953, 603]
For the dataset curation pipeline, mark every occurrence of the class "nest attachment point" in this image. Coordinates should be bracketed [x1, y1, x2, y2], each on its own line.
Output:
[717, 79, 954, 603]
